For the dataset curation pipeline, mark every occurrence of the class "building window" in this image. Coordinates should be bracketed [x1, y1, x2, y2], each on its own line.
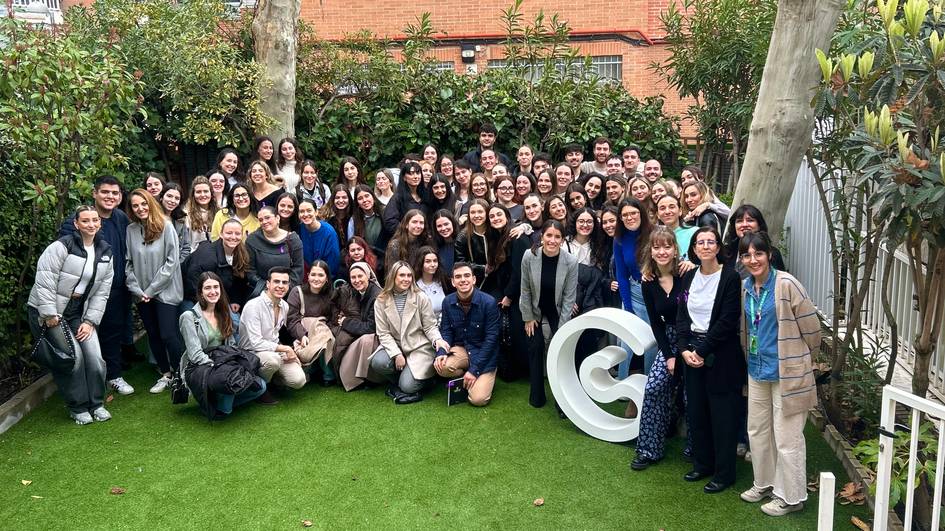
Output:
[433, 61, 455, 72]
[488, 55, 622, 83]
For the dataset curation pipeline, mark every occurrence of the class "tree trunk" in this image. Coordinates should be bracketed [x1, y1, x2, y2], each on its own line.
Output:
[252, 0, 301, 141]
[731, 0, 845, 244]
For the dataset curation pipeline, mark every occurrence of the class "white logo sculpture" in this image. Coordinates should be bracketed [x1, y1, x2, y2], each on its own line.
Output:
[547, 307, 655, 443]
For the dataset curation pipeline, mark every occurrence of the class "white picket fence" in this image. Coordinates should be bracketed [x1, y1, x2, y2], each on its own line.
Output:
[872, 385, 945, 531]
[782, 163, 945, 397]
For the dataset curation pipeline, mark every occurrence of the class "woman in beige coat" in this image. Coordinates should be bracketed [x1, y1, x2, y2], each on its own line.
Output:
[370, 260, 449, 404]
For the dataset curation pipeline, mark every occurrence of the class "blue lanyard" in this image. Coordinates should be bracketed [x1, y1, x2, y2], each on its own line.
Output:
[747, 269, 775, 337]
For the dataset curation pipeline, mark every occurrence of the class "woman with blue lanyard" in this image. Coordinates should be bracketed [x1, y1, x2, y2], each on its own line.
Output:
[738, 231, 820, 516]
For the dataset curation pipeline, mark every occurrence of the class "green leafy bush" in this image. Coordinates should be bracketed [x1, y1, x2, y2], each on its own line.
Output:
[0, 18, 142, 379]
[294, 7, 685, 177]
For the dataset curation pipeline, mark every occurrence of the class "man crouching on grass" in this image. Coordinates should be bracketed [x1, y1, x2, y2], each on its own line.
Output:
[434, 262, 500, 406]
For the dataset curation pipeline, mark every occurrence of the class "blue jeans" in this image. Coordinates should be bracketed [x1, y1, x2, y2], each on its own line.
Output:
[216, 376, 267, 414]
[617, 278, 655, 378]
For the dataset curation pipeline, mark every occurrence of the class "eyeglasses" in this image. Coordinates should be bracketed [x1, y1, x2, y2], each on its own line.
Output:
[576, 219, 594, 225]
[497, 186, 514, 192]
[695, 240, 717, 247]
[233, 193, 249, 199]
[621, 211, 641, 219]
[740, 251, 767, 261]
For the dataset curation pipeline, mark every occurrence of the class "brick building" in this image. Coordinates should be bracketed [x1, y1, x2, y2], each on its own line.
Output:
[303, 0, 693, 137]
[56, 0, 692, 136]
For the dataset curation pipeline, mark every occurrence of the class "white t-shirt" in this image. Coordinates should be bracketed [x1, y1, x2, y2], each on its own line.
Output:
[73, 244, 96, 295]
[687, 268, 721, 333]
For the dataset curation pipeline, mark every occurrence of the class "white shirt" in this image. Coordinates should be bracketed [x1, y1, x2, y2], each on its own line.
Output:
[687, 268, 721, 333]
[564, 238, 592, 266]
[238, 294, 288, 353]
[417, 279, 445, 322]
[73, 243, 96, 295]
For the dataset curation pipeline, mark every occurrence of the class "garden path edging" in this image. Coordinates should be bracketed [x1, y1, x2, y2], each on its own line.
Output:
[809, 408, 904, 530]
[0, 374, 56, 435]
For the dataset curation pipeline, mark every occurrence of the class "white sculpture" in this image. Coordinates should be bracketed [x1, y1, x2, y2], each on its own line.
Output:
[547, 307, 656, 443]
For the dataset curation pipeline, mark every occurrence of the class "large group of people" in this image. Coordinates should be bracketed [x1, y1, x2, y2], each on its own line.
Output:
[27, 126, 820, 517]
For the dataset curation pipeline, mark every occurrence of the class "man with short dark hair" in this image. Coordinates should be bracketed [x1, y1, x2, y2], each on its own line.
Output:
[532, 153, 552, 177]
[580, 136, 611, 175]
[239, 266, 305, 402]
[60, 176, 134, 395]
[462, 123, 511, 172]
[563, 143, 584, 179]
[434, 263, 500, 406]
[623, 146, 643, 177]
[605, 155, 624, 176]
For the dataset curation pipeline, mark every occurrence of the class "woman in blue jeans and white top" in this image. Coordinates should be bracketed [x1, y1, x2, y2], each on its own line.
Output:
[28, 205, 115, 425]
[125, 189, 185, 394]
[179, 272, 266, 418]
[613, 198, 654, 377]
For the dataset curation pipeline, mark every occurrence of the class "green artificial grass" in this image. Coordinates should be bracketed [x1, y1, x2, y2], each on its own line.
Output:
[1, 363, 869, 530]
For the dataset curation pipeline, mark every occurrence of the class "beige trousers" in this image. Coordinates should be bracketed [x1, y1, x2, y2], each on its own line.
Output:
[433, 345, 496, 407]
[747, 377, 808, 504]
[256, 351, 306, 390]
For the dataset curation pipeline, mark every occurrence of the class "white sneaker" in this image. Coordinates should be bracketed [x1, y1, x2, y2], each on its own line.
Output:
[761, 497, 804, 516]
[149, 375, 171, 394]
[108, 377, 135, 395]
[740, 485, 773, 503]
[91, 407, 112, 422]
[736, 443, 749, 457]
[70, 412, 93, 425]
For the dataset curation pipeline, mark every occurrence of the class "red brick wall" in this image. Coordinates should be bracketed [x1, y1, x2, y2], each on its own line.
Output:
[304, 0, 694, 137]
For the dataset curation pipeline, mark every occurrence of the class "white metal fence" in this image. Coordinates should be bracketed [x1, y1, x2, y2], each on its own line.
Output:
[873, 385, 945, 530]
[783, 164, 945, 396]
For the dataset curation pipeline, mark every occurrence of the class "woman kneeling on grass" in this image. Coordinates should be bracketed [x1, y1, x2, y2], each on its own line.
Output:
[738, 231, 820, 517]
[370, 261, 449, 404]
[179, 273, 267, 419]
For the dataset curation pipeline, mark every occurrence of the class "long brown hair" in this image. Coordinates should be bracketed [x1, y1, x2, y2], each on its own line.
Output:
[390, 209, 430, 262]
[186, 176, 218, 234]
[197, 272, 234, 339]
[127, 189, 166, 244]
[220, 218, 250, 278]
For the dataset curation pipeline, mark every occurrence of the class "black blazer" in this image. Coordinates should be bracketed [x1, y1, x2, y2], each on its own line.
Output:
[675, 265, 746, 393]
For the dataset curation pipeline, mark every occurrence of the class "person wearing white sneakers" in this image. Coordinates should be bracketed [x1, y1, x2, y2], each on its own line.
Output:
[28, 205, 115, 425]
[737, 232, 821, 516]
[125, 189, 185, 395]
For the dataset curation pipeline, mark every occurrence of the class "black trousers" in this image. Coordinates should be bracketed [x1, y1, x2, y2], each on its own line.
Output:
[99, 287, 129, 380]
[497, 304, 529, 382]
[684, 363, 740, 484]
[525, 313, 560, 408]
[137, 299, 183, 374]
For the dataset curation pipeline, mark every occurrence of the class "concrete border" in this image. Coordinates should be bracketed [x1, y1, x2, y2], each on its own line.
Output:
[809, 408, 904, 530]
[0, 374, 57, 435]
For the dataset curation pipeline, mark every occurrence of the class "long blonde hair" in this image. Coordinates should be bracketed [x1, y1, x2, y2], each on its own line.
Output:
[378, 260, 419, 301]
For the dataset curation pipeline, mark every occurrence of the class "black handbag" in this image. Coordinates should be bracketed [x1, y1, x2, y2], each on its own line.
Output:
[169, 370, 189, 404]
[30, 321, 77, 373]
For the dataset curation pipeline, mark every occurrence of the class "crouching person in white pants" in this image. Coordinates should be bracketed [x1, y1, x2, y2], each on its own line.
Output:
[239, 266, 306, 404]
